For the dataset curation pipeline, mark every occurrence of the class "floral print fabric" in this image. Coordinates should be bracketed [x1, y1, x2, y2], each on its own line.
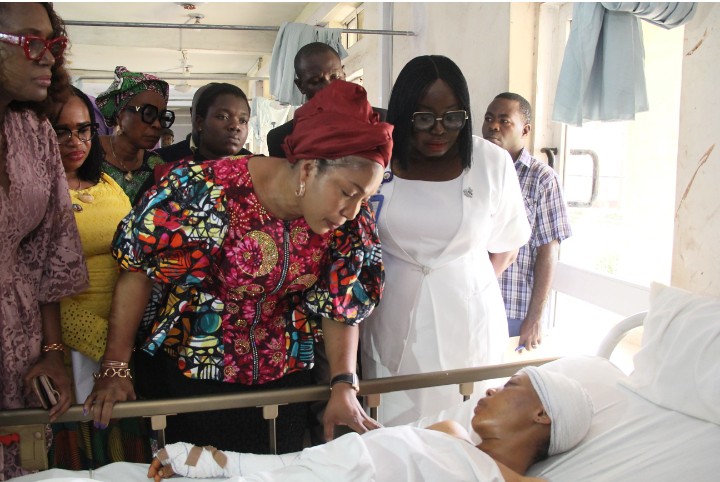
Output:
[112, 155, 383, 385]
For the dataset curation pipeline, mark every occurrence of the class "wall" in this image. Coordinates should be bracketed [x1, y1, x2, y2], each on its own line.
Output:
[673, 3, 720, 296]
[341, 3, 385, 107]
[508, 2, 538, 105]
[508, 2, 539, 149]
[298, 3, 539, 138]
[295, 2, 720, 297]
[391, 2, 513, 137]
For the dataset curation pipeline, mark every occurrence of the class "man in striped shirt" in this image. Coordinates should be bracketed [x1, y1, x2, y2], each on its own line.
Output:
[483, 93, 572, 353]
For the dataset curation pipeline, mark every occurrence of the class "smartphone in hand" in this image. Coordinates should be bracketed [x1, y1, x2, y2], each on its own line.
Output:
[32, 375, 59, 409]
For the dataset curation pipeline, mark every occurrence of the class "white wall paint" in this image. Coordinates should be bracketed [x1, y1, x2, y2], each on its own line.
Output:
[391, 2, 513, 137]
[301, 2, 538, 131]
[674, 3, 720, 296]
[295, 2, 718, 300]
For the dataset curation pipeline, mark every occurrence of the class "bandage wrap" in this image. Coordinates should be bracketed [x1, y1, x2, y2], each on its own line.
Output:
[519, 366, 594, 456]
[155, 442, 236, 478]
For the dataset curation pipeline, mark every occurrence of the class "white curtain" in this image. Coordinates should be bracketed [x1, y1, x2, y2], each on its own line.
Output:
[248, 97, 296, 155]
[552, 2, 697, 126]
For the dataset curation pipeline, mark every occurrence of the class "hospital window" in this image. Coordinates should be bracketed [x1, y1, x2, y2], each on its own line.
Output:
[346, 68, 364, 87]
[532, 3, 683, 368]
[342, 7, 364, 50]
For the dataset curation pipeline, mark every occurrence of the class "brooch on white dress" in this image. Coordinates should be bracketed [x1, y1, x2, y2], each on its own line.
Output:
[463, 187, 474, 198]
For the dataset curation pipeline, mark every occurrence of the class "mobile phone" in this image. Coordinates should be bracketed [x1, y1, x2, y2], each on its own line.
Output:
[32, 375, 59, 409]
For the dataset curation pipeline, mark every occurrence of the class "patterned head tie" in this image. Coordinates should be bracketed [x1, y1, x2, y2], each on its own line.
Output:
[95, 66, 170, 127]
[282, 80, 393, 168]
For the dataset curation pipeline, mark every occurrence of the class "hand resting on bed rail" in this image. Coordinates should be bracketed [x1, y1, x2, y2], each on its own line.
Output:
[147, 365, 593, 482]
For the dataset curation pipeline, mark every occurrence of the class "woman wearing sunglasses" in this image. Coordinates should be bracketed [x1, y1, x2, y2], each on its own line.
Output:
[360, 55, 530, 426]
[0, 3, 88, 479]
[95, 66, 175, 205]
[51, 86, 152, 469]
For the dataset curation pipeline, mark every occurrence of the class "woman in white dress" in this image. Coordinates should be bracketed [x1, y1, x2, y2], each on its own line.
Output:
[361, 55, 531, 425]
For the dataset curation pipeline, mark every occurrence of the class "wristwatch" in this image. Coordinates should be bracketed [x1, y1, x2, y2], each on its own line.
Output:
[330, 373, 360, 392]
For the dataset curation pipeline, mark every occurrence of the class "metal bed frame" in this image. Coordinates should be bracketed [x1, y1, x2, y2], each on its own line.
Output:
[0, 358, 557, 456]
[0, 310, 646, 471]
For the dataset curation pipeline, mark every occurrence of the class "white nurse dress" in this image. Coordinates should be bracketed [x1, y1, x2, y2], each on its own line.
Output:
[361, 136, 530, 425]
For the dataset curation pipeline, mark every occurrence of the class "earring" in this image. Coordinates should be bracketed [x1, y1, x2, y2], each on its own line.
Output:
[295, 181, 306, 198]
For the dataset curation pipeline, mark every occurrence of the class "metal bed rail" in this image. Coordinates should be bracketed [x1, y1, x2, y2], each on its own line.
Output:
[0, 358, 556, 454]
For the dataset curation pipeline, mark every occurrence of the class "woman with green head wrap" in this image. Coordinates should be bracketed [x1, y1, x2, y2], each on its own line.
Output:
[95, 66, 175, 204]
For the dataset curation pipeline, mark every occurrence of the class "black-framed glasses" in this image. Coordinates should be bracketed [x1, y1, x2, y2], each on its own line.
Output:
[124, 104, 175, 128]
[411, 110, 468, 131]
[54, 123, 98, 144]
[0, 32, 67, 61]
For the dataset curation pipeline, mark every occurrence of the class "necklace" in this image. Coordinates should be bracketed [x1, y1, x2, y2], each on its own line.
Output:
[110, 135, 135, 181]
[70, 177, 94, 212]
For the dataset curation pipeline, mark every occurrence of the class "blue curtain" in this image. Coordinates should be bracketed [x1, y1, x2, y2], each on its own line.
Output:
[269, 22, 348, 106]
[552, 2, 697, 126]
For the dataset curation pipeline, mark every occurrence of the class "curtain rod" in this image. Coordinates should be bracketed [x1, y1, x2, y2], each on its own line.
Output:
[63, 20, 415, 36]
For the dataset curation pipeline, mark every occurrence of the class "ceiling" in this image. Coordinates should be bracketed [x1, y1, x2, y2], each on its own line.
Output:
[53, 2, 340, 101]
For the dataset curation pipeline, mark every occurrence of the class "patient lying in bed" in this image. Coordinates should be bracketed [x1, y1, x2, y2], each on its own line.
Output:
[148, 366, 593, 482]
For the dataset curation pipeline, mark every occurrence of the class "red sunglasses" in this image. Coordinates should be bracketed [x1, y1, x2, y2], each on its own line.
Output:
[0, 32, 67, 61]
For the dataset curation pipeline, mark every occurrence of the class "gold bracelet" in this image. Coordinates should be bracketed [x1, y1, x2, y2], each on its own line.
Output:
[100, 360, 129, 369]
[93, 367, 133, 380]
[42, 343, 65, 352]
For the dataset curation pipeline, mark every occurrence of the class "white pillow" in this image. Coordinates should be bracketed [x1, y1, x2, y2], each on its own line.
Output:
[619, 282, 720, 424]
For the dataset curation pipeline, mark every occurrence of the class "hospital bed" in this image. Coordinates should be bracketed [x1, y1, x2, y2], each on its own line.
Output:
[4, 282, 719, 481]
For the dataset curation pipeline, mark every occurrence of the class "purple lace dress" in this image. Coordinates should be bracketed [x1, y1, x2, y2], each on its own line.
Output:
[0, 110, 88, 480]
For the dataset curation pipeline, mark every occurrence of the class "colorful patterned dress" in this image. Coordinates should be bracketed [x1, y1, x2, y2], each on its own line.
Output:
[113, 155, 383, 385]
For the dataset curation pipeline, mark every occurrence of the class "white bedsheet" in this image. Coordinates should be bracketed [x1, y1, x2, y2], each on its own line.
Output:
[415, 356, 720, 482]
[11, 427, 503, 482]
[12, 356, 719, 481]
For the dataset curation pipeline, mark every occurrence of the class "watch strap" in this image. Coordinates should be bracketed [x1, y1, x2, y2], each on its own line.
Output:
[330, 373, 359, 391]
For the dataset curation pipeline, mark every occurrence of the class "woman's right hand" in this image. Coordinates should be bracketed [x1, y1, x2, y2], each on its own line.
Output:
[83, 270, 153, 427]
[83, 376, 136, 428]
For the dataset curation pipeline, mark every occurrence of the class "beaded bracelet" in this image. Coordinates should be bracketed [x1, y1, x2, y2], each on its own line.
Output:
[42, 343, 65, 353]
[93, 367, 133, 380]
[93, 359, 132, 380]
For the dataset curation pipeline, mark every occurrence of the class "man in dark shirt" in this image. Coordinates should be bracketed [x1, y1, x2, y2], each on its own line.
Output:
[267, 42, 385, 158]
[156, 83, 252, 165]
[153, 83, 252, 183]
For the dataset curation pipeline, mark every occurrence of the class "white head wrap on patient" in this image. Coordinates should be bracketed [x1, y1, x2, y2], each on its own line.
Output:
[519, 366, 594, 456]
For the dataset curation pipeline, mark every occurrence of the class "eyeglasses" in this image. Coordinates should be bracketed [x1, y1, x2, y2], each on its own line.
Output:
[54, 123, 98, 144]
[123, 104, 175, 129]
[0, 32, 67, 61]
[411, 110, 468, 131]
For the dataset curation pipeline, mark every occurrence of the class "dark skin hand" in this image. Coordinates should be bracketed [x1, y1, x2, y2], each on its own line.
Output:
[23, 350, 72, 422]
[23, 302, 72, 422]
[147, 458, 167, 481]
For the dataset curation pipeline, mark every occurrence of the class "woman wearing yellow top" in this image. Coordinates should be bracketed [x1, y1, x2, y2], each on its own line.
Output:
[51, 86, 146, 469]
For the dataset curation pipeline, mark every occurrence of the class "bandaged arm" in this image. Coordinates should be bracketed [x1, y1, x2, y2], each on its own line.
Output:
[154, 434, 373, 481]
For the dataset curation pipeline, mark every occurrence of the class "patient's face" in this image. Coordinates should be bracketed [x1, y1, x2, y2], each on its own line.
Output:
[471, 373, 544, 436]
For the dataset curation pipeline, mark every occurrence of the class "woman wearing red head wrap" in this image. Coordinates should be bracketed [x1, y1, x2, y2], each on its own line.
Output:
[84, 80, 392, 454]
